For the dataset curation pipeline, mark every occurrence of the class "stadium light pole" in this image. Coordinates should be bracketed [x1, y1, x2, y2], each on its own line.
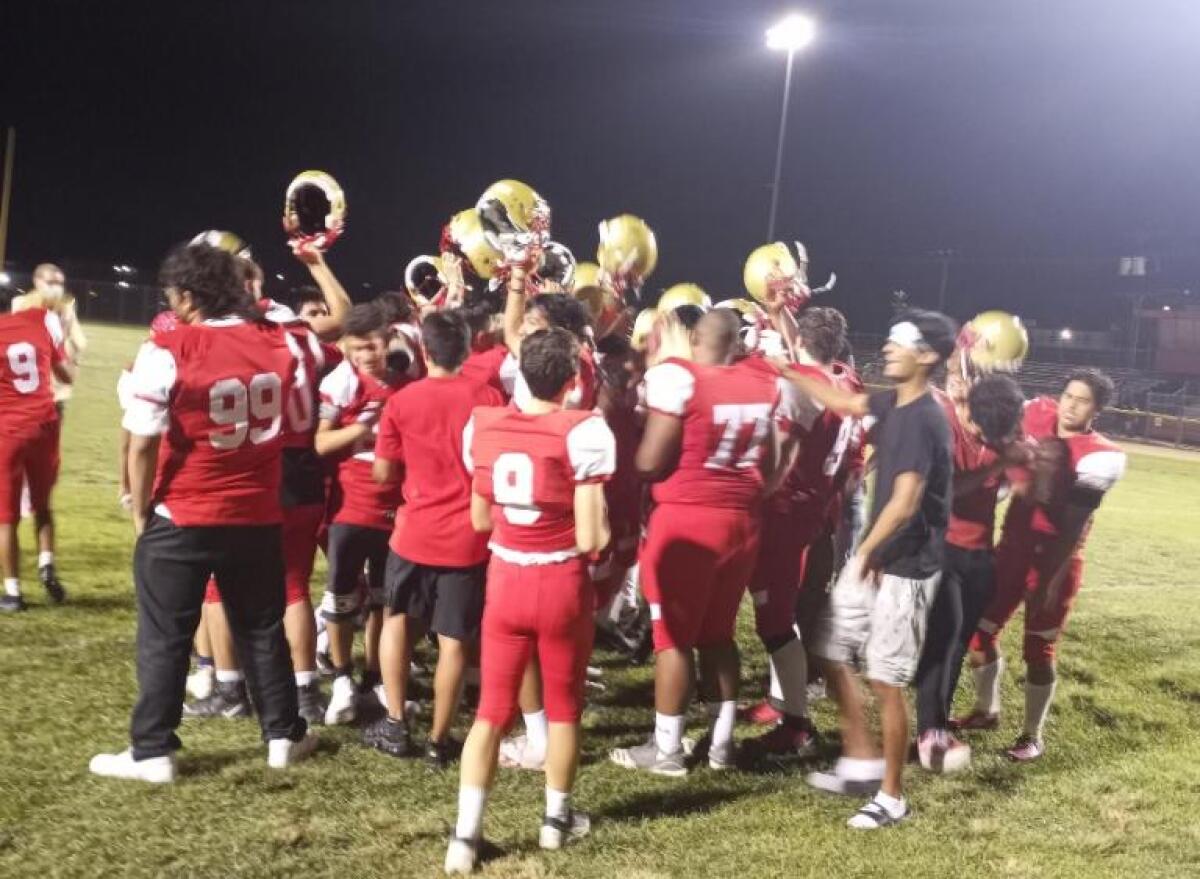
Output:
[765, 13, 816, 242]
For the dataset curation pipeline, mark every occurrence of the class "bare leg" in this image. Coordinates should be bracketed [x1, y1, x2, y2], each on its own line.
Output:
[283, 599, 317, 674]
[460, 720, 503, 791]
[432, 635, 470, 742]
[380, 611, 412, 721]
[870, 680, 909, 798]
[194, 609, 212, 658]
[697, 642, 739, 703]
[518, 658, 544, 713]
[325, 619, 355, 673]
[545, 721, 582, 792]
[207, 600, 240, 672]
[825, 660, 878, 759]
[654, 647, 694, 715]
[0, 524, 18, 581]
[34, 510, 54, 556]
[364, 607, 383, 676]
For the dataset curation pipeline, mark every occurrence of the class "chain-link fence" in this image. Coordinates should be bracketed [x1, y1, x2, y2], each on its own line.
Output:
[0, 271, 164, 326]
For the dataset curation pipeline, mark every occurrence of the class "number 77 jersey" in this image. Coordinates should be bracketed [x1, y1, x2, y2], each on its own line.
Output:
[122, 318, 298, 527]
[643, 356, 811, 510]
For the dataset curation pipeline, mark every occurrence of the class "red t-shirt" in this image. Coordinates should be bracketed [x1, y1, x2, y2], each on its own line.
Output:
[643, 356, 798, 510]
[459, 345, 510, 398]
[122, 318, 296, 526]
[318, 360, 407, 531]
[601, 401, 643, 532]
[376, 373, 504, 566]
[0, 308, 65, 439]
[1003, 397, 1126, 546]
[470, 407, 615, 563]
[935, 388, 1003, 551]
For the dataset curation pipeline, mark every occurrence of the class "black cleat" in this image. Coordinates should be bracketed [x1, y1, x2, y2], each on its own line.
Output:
[362, 716, 414, 758]
[183, 680, 252, 719]
[39, 565, 66, 604]
[297, 681, 326, 725]
[425, 736, 462, 770]
[0, 594, 26, 613]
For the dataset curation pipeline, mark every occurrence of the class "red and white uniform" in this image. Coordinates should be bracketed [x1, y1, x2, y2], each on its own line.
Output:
[318, 361, 406, 532]
[747, 358, 850, 641]
[935, 388, 1002, 552]
[375, 374, 504, 567]
[0, 308, 66, 523]
[595, 400, 643, 590]
[972, 397, 1126, 662]
[469, 406, 616, 726]
[639, 356, 798, 652]
[122, 318, 297, 526]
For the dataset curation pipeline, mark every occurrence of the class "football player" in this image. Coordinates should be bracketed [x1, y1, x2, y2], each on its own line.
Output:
[366, 311, 503, 766]
[960, 368, 1126, 762]
[445, 326, 615, 873]
[91, 243, 315, 783]
[0, 306, 75, 611]
[610, 308, 799, 776]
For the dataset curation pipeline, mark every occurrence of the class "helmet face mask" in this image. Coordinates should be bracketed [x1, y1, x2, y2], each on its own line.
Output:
[282, 170, 346, 252]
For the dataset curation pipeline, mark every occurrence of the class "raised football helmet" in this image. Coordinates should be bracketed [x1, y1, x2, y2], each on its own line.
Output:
[657, 283, 710, 313]
[282, 170, 346, 252]
[445, 209, 502, 280]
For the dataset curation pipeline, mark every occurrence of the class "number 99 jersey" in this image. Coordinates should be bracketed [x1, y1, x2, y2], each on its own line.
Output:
[468, 407, 616, 564]
[122, 318, 297, 526]
[642, 356, 804, 510]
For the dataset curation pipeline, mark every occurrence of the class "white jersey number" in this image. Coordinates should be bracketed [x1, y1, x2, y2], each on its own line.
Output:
[705, 403, 773, 471]
[209, 373, 284, 450]
[492, 452, 542, 525]
[5, 343, 39, 394]
[284, 333, 315, 435]
[822, 417, 856, 478]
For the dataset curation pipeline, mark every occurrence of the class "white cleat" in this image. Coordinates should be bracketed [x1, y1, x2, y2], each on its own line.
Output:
[324, 675, 357, 726]
[540, 810, 591, 851]
[498, 734, 545, 771]
[267, 732, 319, 769]
[89, 749, 177, 784]
[443, 837, 478, 875]
[186, 665, 215, 701]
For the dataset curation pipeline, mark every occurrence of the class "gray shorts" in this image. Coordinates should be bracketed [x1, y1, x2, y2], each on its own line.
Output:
[811, 564, 940, 687]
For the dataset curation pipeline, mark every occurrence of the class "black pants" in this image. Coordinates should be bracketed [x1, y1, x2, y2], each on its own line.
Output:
[130, 515, 305, 759]
[914, 545, 996, 733]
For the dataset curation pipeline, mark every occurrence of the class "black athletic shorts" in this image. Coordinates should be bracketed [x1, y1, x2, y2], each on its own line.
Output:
[321, 522, 389, 620]
[383, 551, 486, 641]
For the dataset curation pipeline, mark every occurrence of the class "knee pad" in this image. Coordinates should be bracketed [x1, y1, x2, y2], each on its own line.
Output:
[319, 590, 362, 622]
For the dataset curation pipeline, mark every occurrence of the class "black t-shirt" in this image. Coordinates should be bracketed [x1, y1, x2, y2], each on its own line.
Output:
[867, 388, 952, 579]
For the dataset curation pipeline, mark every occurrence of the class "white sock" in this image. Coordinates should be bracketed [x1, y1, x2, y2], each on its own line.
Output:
[455, 785, 487, 841]
[523, 710, 548, 755]
[38, 551, 53, 568]
[972, 657, 1004, 715]
[1023, 680, 1057, 740]
[873, 789, 907, 818]
[215, 669, 244, 684]
[654, 712, 685, 755]
[771, 638, 809, 719]
[4, 578, 19, 598]
[294, 670, 316, 687]
[836, 755, 885, 781]
[707, 700, 737, 752]
[768, 660, 783, 702]
[545, 786, 571, 822]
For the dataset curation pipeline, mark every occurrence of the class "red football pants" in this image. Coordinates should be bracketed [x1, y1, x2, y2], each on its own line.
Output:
[0, 421, 60, 524]
[205, 502, 323, 607]
[475, 556, 594, 727]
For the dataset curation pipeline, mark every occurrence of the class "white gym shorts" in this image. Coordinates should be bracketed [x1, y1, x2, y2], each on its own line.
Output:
[811, 564, 941, 687]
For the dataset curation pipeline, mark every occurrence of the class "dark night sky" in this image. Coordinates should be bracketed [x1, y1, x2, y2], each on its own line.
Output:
[3, 0, 1199, 332]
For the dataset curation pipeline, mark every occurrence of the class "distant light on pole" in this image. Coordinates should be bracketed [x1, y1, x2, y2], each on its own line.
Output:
[1059, 328, 1073, 341]
[1163, 305, 1172, 312]
[766, 13, 817, 51]
[116, 280, 131, 289]
[764, 12, 817, 242]
[0, 271, 10, 286]
[275, 273, 285, 281]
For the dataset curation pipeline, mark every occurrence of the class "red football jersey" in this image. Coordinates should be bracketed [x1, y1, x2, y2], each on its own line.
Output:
[601, 400, 643, 532]
[376, 373, 505, 566]
[470, 407, 616, 563]
[935, 388, 1002, 551]
[459, 345, 511, 398]
[643, 356, 797, 509]
[0, 308, 65, 439]
[318, 360, 406, 531]
[511, 345, 598, 412]
[259, 301, 342, 449]
[122, 318, 297, 526]
[1003, 396, 1126, 544]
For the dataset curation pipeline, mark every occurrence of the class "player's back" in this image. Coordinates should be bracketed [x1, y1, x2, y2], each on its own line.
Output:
[151, 318, 297, 525]
[645, 357, 781, 509]
[777, 362, 859, 516]
[471, 407, 613, 561]
[0, 308, 63, 438]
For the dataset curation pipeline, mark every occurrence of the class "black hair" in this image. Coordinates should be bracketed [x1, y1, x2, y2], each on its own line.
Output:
[159, 243, 259, 321]
[967, 374, 1025, 446]
[374, 289, 414, 326]
[460, 285, 505, 338]
[520, 327, 580, 402]
[1064, 367, 1115, 411]
[292, 285, 326, 311]
[530, 293, 591, 341]
[673, 303, 706, 331]
[899, 308, 958, 363]
[421, 311, 471, 371]
[343, 301, 388, 339]
[796, 306, 848, 365]
[595, 333, 635, 392]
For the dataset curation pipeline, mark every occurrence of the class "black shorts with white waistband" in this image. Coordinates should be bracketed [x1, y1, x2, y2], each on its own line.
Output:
[383, 551, 486, 641]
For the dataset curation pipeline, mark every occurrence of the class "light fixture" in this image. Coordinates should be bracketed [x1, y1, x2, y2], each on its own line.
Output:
[766, 13, 817, 52]
[1059, 328, 1073, 341]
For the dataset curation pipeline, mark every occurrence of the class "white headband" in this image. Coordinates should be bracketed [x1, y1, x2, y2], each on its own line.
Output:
[888, 320, 926, 350]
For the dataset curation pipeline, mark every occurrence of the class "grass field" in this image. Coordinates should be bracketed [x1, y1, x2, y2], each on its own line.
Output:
[2, 322, 1200, 878]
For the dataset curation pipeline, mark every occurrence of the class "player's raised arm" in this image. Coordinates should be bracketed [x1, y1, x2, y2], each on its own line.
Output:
[295, 247, 352, 342]
[502, 264, 529, 356]
[784, 365, 869, 418]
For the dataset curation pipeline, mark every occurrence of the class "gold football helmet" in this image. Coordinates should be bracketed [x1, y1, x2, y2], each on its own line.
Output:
[960, 310, 1029, 372]
[596, 215, 658, 281]
[573, 261, 603, 293]
[630, 308, 659, 352]
[282, 170, 346, 251]
[446, 209, 502, 280]
[657, 283, 710, 313]
[190, 230, 252, 260]
[743, 242, 801, 305]
[476, 178, 551, 237]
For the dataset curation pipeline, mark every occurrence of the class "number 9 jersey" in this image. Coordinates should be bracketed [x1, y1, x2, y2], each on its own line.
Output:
[122, 318, 297, 526]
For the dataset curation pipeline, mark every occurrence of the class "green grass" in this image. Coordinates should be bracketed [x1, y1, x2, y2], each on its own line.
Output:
[2, 322, 1199, 877]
